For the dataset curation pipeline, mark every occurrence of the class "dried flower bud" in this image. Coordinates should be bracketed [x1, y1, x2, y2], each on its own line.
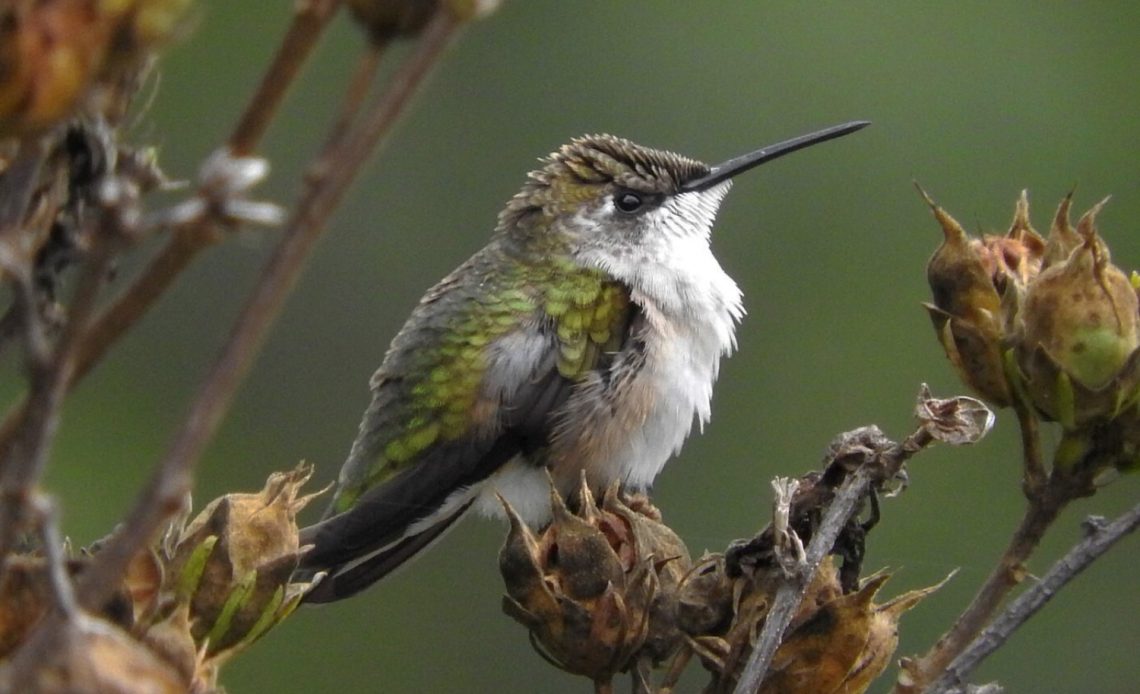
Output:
[1018, 198, 1140, 428]
[676, 554, 734, 638]
[760, 570, 946, 694]
[166, 463, 320, 655]
[347, 0, 500, 42]
[919, 185, 1013, 406]
[3, 613, 185, 694]
[0, 556, 61, 658]
[0, 1, 113, 136]
[0, 550, 156, 659]
[1043, 191, 1080, 268]
[348, 0, 439, 43]
[679, 554, 945, 694]
[0, 0, 191, 136]
[605, 491, 691, 663]
[499, 477, 691, 686]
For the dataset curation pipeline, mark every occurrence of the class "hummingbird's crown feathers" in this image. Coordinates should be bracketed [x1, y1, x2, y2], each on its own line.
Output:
[499, 135, 710, 230]
[542, 134, 710, 193]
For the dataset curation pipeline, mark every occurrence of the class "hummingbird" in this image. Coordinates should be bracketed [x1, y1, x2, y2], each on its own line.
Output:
[298, 121, 869, 603]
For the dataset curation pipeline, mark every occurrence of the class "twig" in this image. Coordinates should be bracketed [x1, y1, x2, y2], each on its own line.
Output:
[895, 464, 1096, 693]
[0, 136, 49, 234]
[0, 238, 119, 573]
[34, 495, 79, 620]
[229, 0, 343, 155]
[1014, 402, 1045, 498]
[0, 0, 343, 472]
[0, 136, 52, 361]
[732, 425, 934, 694]
[319, 40, 387, 156]
[72, 6, 461, 612]
[926, 504, 1140, 694]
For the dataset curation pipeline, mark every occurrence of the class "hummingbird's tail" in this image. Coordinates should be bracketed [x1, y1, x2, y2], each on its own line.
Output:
[296, 431, 522, 603]
[298, 497, 473, 603]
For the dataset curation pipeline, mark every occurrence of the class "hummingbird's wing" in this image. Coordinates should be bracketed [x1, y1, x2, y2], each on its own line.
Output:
[299, 246, 632, 602]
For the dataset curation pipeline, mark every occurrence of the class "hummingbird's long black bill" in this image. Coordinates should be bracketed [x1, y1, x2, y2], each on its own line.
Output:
[679, 120, 870, 193]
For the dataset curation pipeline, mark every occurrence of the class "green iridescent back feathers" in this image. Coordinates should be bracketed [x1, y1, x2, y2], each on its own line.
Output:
[329, 135, 708, 513]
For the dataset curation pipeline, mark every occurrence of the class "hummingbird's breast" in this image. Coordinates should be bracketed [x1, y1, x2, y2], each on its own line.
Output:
[549, 237, 745, 496]
[472, 232, 743, 526]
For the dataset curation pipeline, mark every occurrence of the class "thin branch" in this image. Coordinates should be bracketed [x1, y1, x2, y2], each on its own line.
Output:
[229, 0, 343, 155]
[927, 504, 1140, 694]
[0, 0, 343, 471]
[895, 464, 1096, 693]
[72, 7, 462, 612]
[0, 238, 119, 572]
[1014, 402, 1045, 498]
[732, 425, 934, 694]
[0, 136, 49, 234]
[34, 495, 79, 620]
[0, 136, 52, 361]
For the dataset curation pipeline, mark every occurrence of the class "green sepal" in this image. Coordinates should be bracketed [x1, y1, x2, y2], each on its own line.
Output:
[231, 584, 286, 653]
[206, 569, 258, 651]
[1002, 348, 1034, 414]
[177, 534, 218, 603]
[1053, 430, 1090, 470]
[1054, 369, 1076, 430]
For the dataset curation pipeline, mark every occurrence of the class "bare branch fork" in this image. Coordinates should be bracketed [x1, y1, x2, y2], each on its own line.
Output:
[896, 413, 1102, 692]
[927, 502, 1140, 694]
[0, 1, 472, 684]
[732, 388, 993, 693]
[75, 5, 461, 612]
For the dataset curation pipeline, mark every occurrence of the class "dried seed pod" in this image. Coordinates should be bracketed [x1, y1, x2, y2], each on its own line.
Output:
[499, 477, 691, 686]
[0, 0, 191, 136]
[0, 556, 60, 659]
[1018, 198, 1140, 428]
[920, 189, 1060, 408]
[5, 613, 185, 694]
[165, 463, 320, 655]
[679, 553, 945, 694]
[759, 571, 946, 694]
[675, 553, 734, 638]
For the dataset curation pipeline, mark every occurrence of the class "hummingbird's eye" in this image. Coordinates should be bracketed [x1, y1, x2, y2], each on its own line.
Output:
[613, 191, 644, 214]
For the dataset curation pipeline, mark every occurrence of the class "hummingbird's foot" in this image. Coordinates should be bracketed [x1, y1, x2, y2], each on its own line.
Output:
[619, 490, 662, 521]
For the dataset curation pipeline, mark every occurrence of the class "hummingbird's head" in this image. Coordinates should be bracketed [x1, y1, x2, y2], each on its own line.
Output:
[499, 134, 728, 256]
[498, 122, 869, 261]
[497, 123, 869, 316]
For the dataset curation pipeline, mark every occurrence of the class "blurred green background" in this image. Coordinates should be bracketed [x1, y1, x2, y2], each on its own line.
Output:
[33, 2, 1140, 692]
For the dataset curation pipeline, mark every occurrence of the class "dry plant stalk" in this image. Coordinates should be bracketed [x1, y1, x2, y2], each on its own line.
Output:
[0, 0, 499, 689]
[896, 190, 1140, 692]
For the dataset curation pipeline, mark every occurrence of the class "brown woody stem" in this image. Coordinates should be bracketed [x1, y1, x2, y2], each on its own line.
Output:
[0, 239, 119, 575]
[229, 0, 343, 154]
[1015, 403, 1045, 497]
[926, 503, 1140, 694]
[0, 2, 344, 463]
[71, 6, 460, 613]
[734, 425, 933, 694]
[896, 465, 1095, 693]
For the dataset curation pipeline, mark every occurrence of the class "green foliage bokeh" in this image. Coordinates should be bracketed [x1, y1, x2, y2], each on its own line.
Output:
[39, 2, 1138, 692]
